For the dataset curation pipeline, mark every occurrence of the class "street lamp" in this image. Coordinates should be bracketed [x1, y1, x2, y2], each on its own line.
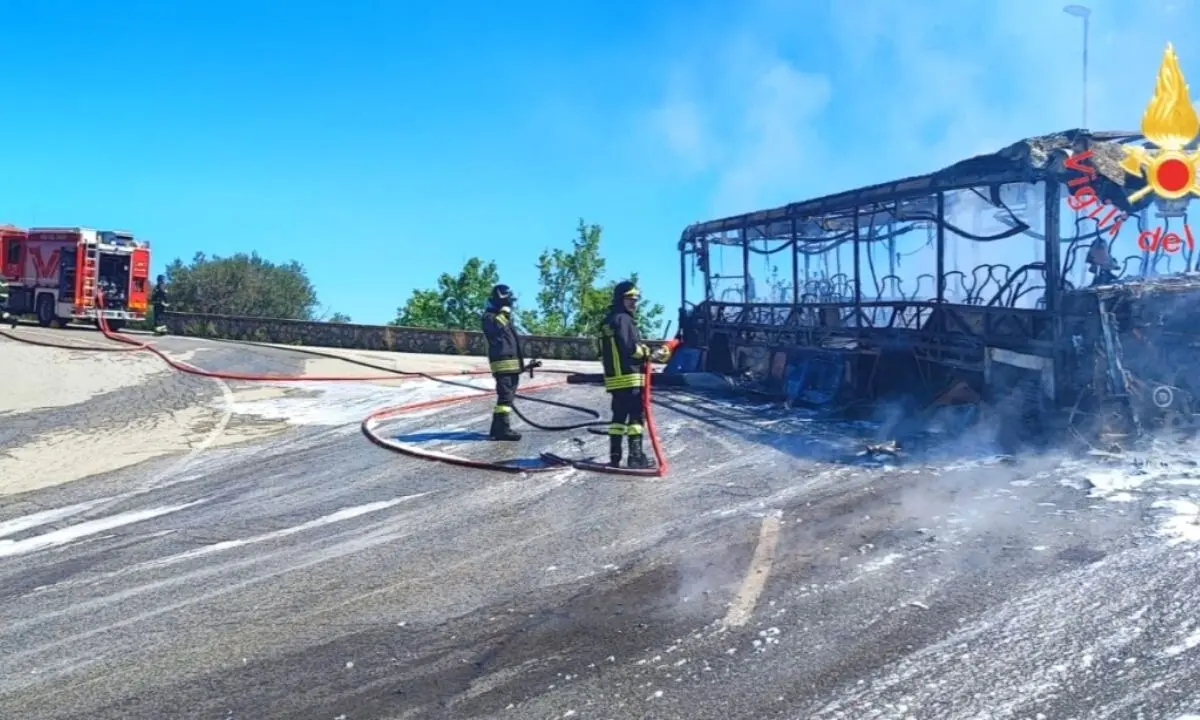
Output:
[1064, 4, 1091, 129]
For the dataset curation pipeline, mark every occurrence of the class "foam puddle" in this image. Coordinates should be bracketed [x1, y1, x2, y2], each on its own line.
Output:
[226, 378, 496, 427]
[1153, 499, 1200, 545]
[1084, 467, 1156, 497]
[1059, 450, 1200, 545]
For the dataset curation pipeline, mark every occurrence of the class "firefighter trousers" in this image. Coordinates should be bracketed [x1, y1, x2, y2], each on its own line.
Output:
[608, 388, 644, 436]
[493, 372, 520, 415]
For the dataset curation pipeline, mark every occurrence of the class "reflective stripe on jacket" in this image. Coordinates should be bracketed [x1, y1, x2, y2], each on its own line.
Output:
[599, 309, 648, 392]
[482, 306, 522, 375]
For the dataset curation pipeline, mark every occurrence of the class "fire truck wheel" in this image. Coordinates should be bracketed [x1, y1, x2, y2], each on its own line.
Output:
[34, 293, 56, 328]
[105, 320, 125, 332]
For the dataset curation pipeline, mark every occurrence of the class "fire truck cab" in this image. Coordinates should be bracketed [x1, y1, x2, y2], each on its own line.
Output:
[1, 227, 150, 330]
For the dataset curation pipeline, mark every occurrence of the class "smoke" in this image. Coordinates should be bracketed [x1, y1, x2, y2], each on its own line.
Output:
[671, 528, 760, 620]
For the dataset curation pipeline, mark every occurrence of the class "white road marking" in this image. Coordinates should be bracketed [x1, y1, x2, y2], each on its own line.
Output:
[723, 509, 783, 628]
[0, 501, 206, 559]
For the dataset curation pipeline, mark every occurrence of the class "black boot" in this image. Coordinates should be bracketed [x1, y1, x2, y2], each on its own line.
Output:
[609, 435, 623, 467]
[488, 411, 521, 441]
[626, 435, 653, 469]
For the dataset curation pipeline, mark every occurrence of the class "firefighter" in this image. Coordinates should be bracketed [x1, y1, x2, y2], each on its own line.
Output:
[481, 284, 523, 442]
[151, 275, 169, 335]
[1086, 237, 1119, 286]
[600, 280, 671, 468]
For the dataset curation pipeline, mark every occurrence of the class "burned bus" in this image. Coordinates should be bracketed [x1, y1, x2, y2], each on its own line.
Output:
[675, 130, 1200, 443]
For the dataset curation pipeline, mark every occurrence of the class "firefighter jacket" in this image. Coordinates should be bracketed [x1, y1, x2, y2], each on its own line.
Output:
[482, 305, 523, 375]
[599, 308, 650, 392]
[151, 284, 168, 306]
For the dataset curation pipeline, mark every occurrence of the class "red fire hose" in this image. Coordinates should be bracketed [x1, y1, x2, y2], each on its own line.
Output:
[0, 302, 673, 477]
[539, 339, 676, 478]
[359, 382, 570, 474]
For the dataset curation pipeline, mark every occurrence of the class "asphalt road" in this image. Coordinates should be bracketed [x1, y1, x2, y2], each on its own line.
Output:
[2, 332, 1200, 719]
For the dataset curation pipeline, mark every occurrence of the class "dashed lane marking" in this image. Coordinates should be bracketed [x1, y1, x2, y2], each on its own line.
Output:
[723, 509, 783, 628]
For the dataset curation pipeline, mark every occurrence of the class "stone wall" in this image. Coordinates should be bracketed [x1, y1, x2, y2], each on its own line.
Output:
[163, 311, 666, 361]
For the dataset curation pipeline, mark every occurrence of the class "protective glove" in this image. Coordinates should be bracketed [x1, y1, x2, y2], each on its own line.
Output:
[525, 359, 543, 376]
[651, 345, 672, 363]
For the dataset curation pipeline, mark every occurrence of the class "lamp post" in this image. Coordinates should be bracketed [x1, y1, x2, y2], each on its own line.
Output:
[1063, 4, 1091, 129]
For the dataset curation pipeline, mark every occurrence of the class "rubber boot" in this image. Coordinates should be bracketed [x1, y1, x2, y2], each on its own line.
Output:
[626, 435, 653, 469]
[609, 435, 624, 467]
[488, 411, 521, 441]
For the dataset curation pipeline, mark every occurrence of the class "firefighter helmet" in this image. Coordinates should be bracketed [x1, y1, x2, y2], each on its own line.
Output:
[612, 280, 640, 306]
[489, 284, 516, 307]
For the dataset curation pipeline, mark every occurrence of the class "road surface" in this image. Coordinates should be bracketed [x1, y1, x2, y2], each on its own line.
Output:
[1, 329, 1199, 719]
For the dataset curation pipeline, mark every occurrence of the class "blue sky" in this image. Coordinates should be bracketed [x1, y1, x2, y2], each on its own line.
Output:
[1, 0, 1197, 327]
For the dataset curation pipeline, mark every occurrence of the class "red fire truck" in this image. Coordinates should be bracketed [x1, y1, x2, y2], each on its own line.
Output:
[1, 226, 151, 331]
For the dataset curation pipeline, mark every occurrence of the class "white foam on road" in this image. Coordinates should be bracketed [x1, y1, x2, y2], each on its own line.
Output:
[1154, 499, 1200, 545]
[1162, 627, 1200, 658]
[0, 498, 119, 539]
[0, 521, 418, 680]
[1056, 449, 1200, 545]
[1083, 466, 1156, 497]
[135, 495, 427, 570]
[0, 501, 205, 559]
[808, 542, 1200, 719]
[226, 378, 496, 427]
[859, 552, 903, 573]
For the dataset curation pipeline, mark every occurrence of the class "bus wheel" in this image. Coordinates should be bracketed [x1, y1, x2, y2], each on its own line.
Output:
[35, 294, 56, 327]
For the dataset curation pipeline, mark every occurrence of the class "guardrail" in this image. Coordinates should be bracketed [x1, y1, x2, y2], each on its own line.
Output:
[162, 311, 666, 362]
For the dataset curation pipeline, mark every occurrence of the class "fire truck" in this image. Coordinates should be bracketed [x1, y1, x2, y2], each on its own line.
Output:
[1, 226, 151, 331]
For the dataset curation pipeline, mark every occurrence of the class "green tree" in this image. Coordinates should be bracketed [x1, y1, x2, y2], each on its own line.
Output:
[520, 219, 665, 338]
[391, 257, 499, 330]
[312, 304, 353, 323]
[165, 251, 319, 319]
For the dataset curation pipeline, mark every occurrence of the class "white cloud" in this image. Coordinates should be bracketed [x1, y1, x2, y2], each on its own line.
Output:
[711, 60, 831, 217]
[644, 0, 1200, 218]
[641, 31, 832, 217]
[650, 96, 710, 173]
